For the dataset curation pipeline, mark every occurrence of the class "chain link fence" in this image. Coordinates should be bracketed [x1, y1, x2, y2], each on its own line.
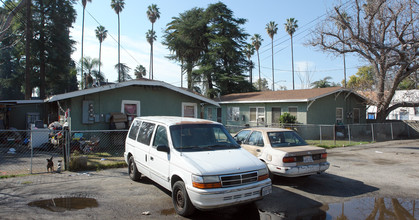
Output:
[227, 121, 419, 145]
[0, 129, 128, 176]
[1, 121, 418, 176]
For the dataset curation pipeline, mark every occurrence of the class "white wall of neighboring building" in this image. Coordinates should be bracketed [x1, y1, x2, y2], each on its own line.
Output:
[367, 90, 419, 121]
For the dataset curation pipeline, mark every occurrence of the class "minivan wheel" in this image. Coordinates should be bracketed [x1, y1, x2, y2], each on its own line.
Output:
[128, 156, 141, 181]
[172, 181, 195, 216]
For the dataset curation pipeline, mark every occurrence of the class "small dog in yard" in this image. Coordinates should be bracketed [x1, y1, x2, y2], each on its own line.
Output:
[46, 156, 54, 173]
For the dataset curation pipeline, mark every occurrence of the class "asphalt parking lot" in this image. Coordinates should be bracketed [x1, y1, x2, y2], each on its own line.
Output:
[0, 139, 418, 219]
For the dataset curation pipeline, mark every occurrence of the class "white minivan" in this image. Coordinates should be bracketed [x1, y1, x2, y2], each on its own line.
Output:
[124, 116, 271, 216]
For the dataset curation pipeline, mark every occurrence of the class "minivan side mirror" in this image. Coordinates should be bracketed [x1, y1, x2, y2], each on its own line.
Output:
[156, 145, 170, 153]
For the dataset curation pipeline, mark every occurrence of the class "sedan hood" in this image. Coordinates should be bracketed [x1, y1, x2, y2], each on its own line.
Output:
[180, 149, 264, 175]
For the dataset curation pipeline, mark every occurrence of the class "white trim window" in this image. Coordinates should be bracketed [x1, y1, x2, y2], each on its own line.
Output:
[250, 107, 265, 122]
[353, 108, 360, 124]
[227, 107, 240, 121]
[336, 108, 343, 124]
[207, 108, 213, 121]
[288, 106, 298, 120]
[121, 100, 141, 126]
[182, 102, 197, 118]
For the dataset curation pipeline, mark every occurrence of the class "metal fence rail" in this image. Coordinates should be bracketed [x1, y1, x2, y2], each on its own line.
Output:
[226, 121, 419, 144]
[0, 129, 127, 176]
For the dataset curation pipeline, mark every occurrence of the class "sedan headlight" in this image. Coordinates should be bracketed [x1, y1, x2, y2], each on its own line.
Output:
[258, 168, 269, 181]
[192, 175, 221, 189]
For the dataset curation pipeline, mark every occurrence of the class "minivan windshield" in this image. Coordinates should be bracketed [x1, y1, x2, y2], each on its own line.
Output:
[170, 124, 240, 151]
[267, 131, 308, 147]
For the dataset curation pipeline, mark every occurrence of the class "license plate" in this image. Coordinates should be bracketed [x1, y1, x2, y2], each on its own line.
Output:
[303, 156, 314, 163]
[261, 186, 272, 196]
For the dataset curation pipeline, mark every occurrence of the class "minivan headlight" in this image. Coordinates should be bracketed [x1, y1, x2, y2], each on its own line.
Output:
[258, 168, 269, 181]
[192, 175, 221, 189]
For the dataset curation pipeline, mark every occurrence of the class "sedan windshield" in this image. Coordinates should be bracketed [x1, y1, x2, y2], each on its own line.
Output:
[267, 131, 307, 147]
[170, 124, 240, 151]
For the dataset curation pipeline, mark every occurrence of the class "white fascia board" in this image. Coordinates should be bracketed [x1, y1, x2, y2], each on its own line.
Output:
[218, 99, 309, 104]
[46, 80, 220, 107]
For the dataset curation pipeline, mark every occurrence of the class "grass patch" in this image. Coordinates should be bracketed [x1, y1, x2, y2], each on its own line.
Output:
[0, 174, 32, 179]
[306, 140, 371, 149]
[69, 151, 126, 171]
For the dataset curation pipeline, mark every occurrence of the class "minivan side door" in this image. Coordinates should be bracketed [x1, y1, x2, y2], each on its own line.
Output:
[134, 121, 156, 177]
[148, 125, 171, 189]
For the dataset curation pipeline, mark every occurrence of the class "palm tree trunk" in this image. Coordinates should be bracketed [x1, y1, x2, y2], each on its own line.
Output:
[25, 0, 32, 99]
[291, 35, 295, 90]
[98, 41, 102, 86]
[257, 50, 261, 90]
[343, 31, 346, 88]
[249, 58, 252, 85]
[81, 7, 85, 89]
[271, 39, 275, 91]
[118, 13, 121, 82]
[151, 22, 154, 80]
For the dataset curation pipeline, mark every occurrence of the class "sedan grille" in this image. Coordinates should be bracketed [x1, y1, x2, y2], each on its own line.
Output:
[220, 171, 258, 187]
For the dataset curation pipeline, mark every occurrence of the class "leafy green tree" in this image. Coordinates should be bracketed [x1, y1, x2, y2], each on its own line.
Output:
[134, 65, 146, 79]
[201, 2, 253, 96]
[251, 34, 263, 90]
[95, 25, 108, 80]
[146, 4, 160, 80]
[111, 0, 125, 82]
[266, 21, 278, 90]
[346, 65, 374, 91]
[163, 7, 208, 90]
[253, 78, 270, 91]
[285, 18, 298, 90]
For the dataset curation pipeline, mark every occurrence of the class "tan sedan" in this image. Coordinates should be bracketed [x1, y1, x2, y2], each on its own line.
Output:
[234, 127, 330, 178]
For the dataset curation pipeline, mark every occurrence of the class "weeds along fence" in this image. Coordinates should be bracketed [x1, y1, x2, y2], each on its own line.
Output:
[0, 129, 128, 176]
[227, 121, 419, 145]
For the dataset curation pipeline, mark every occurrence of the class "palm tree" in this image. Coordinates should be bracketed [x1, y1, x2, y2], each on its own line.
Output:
[146, 29, 157, 79]
[285, 18, 298, 90]
[146, 4, 160, 80]
[134, 65, 146, 79]
[251, 34, 263, 90]
[81, 57, 99, 88]
[334, 12, 350, 88]
[95, 25, 108, 85]
[114, 63, 132, 82]
[110, 0, 125, 82]
[266, 21, 278, 90]
[244, 43, 255, 85]
[311, 76, 336, 88]
[81, 0, 92, 89]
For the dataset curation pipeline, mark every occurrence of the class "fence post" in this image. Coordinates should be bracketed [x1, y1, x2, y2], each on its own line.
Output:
[371, 124, 375, 142]
[390, 123, 394, 140]
[319, 125, 322, 144]
[348, 124, 351, 144]
[30, 130, 33, 174]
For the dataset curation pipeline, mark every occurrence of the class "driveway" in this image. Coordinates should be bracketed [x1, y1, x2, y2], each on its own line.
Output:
[0, 139, 418, 219]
